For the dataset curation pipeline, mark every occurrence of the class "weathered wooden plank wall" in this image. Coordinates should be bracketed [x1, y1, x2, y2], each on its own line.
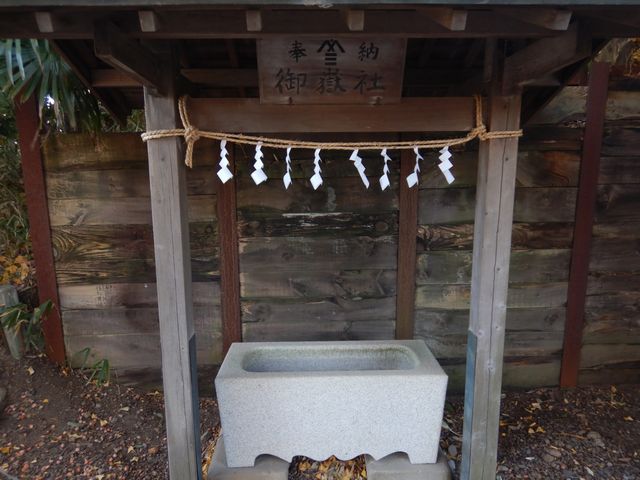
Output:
[40, 76, 639, 389]
[43, 134, 222, 382]
[413, 129, 578, 391]
[235, 140, 400, 342]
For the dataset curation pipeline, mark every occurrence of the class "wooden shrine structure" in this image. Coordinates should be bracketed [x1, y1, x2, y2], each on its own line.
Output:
[2, 1, 640, 479]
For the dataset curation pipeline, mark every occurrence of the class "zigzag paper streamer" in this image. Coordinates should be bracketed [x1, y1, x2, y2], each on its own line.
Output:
[283, 147, 293, 189]
[349, 149, 370, 189]
[438, 146, 455, 185]
[217, 139, 233, 183]
[251, 142, 267, 185]
[379, 148, 391, 191]
[310, 148, 323, 190]
[406, 146, 424, 187]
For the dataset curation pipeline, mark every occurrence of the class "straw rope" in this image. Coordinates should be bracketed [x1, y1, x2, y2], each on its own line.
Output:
[141, 95, 522, 168]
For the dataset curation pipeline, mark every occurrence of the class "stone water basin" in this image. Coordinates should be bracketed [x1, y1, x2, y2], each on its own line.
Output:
[215, 340, 448, 468]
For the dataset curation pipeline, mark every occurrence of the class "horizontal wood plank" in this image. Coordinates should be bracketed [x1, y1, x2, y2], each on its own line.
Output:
[188, 97, 476, 133]
[240, 269, 396, 299]
[58, 282, 220, 309]
[49, 195, 216, 225]
[239, 212, 397, 238]
[242, 296, 396, 324]
[239, 236, 398, 272]
[62, 305, 221, 336]
[43, 133, 216, 171]
[414, 307, 566, 335]
[51, 223, 217, 263]
[46, 166, 216, 199]
[415, 282, 568, 309]
[418, 222, 574, 251]
[418, 187, 577, 224]
[416, 249, 570, 284]
[65, 332, 222, 368]
[54, 257, 218, 285]
[237, 176, 398, 214]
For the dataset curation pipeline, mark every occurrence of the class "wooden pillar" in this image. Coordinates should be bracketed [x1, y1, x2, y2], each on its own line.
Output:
[217, 147, 242, 354]
[460, 92, 522, 480]
[143, 76, 201, 478]
[560, 62, 611, 388]
[14, 96, 66, 365]
[396, 149, 419, 339]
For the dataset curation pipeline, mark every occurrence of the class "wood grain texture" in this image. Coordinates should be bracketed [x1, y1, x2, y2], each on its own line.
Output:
[461, 92, 522, 480]
[62, 305, 221, 336]
[217, 147, 242, 354]
[188, 97, 476, 133]
[396, 149, 419, 339]
[239, 236, 398, 271]
[58, 282, 220, 309]
[15, 96, 66, 364]
[416, 249, 570, 285]
[418, 222, 575, 251]
[418, 187, 577, 224]
[65, 332, 222, 368]
[143, 74, 201, 479]
[239, 212, 397, 238]
[241, 269, 396, 299]
[46, 166, 216, 199]
[237, 176, 398, 214]
[48, 195, 216, 226]
[561, 62, 610, 388]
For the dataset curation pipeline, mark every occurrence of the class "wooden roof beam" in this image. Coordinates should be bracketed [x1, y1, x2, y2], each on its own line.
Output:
[52, 40, 129, 124]
[499, 8, 573, 31]
[94, 21, 168, 94]
[420, 8, 468, 31]
[0, 9, 595, 39]
[502, 23, 592, 94]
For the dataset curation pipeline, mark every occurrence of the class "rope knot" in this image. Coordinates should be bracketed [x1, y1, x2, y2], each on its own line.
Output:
[475, 125, 489, 141]
[184, 125, 201, 144]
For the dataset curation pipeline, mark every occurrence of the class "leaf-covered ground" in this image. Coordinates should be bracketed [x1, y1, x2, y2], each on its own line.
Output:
[0, 346, 638, 479]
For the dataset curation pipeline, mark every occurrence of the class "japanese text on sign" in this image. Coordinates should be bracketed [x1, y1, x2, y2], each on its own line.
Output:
[258, 37, 406, 104]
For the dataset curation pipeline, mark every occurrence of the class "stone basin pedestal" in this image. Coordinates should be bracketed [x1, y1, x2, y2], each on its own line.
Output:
[215, 340, 448, 468]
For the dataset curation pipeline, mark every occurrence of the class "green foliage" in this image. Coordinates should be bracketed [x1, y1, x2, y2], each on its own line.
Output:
[72, 347, 112, 386]
[0, 299, 52, 353]
[0, 90, 30, 270]
[0, 39, 103, 132]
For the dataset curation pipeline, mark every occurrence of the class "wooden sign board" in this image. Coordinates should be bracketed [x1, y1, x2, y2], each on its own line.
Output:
[257, 37, 406, 105]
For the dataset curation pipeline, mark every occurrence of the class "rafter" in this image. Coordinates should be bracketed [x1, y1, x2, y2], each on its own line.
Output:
[94, 21, 168, 94]
[502, 23, 592, 94]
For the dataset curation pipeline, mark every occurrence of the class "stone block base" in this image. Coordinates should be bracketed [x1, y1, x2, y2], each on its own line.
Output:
[365, 451, 452, 480]
[207, 438, 289, 480]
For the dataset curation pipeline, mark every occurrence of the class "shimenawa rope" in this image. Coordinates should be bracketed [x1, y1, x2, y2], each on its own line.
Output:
[141, 95, 522, 168]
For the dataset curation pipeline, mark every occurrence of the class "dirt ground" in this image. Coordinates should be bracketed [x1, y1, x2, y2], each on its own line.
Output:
[0, 347, 638, 479]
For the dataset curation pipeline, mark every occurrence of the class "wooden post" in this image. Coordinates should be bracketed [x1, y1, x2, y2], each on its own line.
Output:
[14, 95, 66, 365]
[217, 147, 242, 354]
[396, 149, 418, 339]
[143, 72, 201, 478]
[460, 92, 522, 480]
[560, 62, 611, 388]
